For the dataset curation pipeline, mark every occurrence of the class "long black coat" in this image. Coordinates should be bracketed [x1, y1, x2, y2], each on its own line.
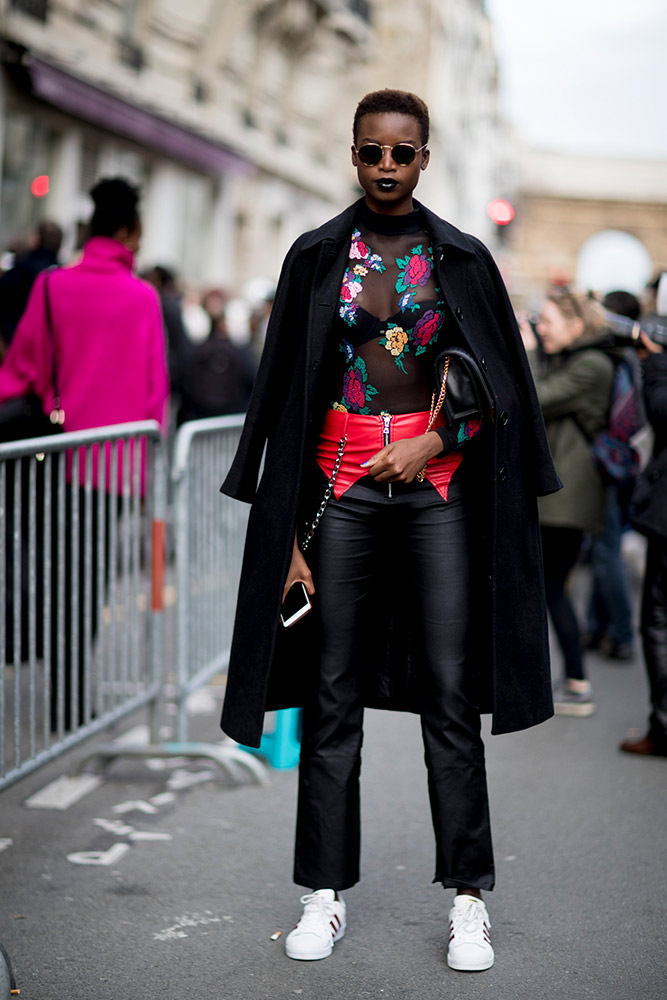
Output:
[631, 353, 667, 539]
[220, 199, 561, 747]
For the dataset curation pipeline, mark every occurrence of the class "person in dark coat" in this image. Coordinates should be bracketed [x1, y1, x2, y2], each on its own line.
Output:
[0, 220, 62, 352]
[220, 90, 560, 972]
[623, 334, 667, 756]
[521, 290, 614, 717]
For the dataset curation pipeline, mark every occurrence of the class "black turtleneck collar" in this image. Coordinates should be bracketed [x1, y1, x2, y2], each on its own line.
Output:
[355, 200, 423, 236]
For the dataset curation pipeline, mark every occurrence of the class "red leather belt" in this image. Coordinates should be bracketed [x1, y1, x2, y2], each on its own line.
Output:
[316, 407, 462, 502]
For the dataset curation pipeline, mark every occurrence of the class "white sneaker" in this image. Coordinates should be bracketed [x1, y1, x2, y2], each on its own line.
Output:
[447, 894, 494, 972]
[285, 889, 346, 961]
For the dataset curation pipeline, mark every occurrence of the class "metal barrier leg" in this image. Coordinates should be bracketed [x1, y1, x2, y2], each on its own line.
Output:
[0, 940, 19, 996]
[73, 741, 269, 786]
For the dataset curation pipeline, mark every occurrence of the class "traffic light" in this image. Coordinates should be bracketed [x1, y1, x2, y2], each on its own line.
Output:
[31, 175, 50, 198]
[487, 198, 514, 244]
[487, 198, 514, 226]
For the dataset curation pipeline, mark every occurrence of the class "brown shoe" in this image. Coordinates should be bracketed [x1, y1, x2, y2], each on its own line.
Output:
[619, 735, 667, 757]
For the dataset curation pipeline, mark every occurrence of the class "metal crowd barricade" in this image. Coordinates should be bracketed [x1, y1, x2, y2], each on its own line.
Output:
[0, 416, 267, 791]
[157, 415, 266, 782]
[0, 421, 167, 792]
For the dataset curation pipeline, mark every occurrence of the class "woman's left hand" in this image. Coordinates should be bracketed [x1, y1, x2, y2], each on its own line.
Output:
[361, 431, 443, 483]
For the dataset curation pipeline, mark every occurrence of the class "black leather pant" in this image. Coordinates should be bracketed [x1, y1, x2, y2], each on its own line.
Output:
[540, 526, 585, 681]
[641, 536, 667, 748]
[294, 472, 495, 892]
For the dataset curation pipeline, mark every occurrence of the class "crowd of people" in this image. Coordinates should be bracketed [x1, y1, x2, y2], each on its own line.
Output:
[0, 191, 269, 434]
[0, 104, 665, 975]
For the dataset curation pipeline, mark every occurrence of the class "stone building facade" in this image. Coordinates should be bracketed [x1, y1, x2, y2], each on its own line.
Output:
[0, 0, 508, 289]
[510, 147, 667, 306]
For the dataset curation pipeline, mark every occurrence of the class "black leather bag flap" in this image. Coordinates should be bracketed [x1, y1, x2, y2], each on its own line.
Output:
[433, 347, 495, 425]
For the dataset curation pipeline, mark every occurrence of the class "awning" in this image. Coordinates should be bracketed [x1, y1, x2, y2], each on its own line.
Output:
[13, 53, 250, 177]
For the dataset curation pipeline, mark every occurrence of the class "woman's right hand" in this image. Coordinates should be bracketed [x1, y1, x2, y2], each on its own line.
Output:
[282, 534, 315, 603]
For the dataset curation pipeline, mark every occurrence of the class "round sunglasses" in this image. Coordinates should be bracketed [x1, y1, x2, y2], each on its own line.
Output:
[354, 142, 427, 167]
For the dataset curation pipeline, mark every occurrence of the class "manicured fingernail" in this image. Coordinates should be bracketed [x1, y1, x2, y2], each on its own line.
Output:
[360, 460, 369, 467]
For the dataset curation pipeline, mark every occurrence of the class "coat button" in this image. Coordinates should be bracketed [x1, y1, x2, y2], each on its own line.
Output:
[311, 360, 322, 371]
[455, 306, 464, 321]
[480, 356, 487, 368]
[498, 466, 507, 483]
[500, 410, 509, 426]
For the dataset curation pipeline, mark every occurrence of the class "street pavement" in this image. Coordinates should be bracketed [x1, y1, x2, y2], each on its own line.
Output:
[1, 569, 666, 1000]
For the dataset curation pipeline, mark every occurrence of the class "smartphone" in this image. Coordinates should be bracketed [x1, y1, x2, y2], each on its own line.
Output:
[280, 582, 312, 628]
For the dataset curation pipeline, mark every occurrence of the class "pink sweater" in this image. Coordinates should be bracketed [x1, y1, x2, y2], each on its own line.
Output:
[0, 237, 169, 489]
[0, 236, 169, 432]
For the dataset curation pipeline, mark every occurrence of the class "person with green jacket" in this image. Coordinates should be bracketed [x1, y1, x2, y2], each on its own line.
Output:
[522, 289, 614, 716]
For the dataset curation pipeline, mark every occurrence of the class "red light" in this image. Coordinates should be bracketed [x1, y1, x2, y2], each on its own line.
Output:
[31, 175, 50, 198]
[487, 198, 515, 226]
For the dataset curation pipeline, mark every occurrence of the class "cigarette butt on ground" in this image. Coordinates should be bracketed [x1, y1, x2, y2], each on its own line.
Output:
[270, 931, 282, 941]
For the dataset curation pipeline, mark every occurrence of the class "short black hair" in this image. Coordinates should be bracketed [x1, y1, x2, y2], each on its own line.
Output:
[602, 290, 641, 321]
[353, 89, 430, 146]
[90, 177, 141, 238]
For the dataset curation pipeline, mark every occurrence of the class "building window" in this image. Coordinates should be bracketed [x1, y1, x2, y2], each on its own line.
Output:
[347, 0, 371, 23]
[0, 108, 56, 250]
[119, 39, 145, 71]
[10, 0, 49, 21]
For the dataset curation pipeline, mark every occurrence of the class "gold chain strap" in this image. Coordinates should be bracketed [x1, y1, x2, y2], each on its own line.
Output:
[416, 355, 450, 483]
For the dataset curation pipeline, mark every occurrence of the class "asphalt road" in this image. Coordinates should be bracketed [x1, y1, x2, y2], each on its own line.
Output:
[1, 571, 666, 1000]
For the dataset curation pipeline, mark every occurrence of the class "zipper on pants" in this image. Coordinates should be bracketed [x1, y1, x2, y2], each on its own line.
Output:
[382, 413, 392, 499]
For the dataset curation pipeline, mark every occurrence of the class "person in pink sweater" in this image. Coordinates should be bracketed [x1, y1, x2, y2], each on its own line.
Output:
[0, 177, 169, 731]
[0, 176, 169, 435]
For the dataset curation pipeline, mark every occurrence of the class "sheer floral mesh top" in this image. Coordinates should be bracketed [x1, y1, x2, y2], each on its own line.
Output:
[330, 201, 483, 453]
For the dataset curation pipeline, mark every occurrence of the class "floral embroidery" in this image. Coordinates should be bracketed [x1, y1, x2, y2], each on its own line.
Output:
[341, 271, 363, 302]
[457, 418, 483, 445]
[331, 401, 348, 412]
[395, 244, 432, 294]
[342, 355, 379, 414]
[412, 308, 443, 355]
[339, 301, 359, 325]
[339, 233, 385, 328]
[339, 340, 354, 363]
[398, 290, 420, 313]
[380, 324, 410, 374]
[366, 253, 386, 272]
[349, 230, 369, 260]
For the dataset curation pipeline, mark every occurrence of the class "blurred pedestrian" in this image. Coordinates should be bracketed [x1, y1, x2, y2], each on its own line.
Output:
[176, 289, 256, 423]
[220, 89, 560, 972]
[522, 289, 614, 716]
[0, 219, 62, 353]
[0, 176, 169, 729]
[584, 290, 644, 660]
[142, 264, 190, 388]
[622, 333, 667, 756]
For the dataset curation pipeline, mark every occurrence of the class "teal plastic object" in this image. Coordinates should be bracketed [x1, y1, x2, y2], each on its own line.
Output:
[241, 708, 302, 770]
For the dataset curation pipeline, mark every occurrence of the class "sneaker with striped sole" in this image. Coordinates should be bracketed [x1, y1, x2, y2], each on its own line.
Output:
[447, 895, 494, 972]
[285, 889, 346, 961]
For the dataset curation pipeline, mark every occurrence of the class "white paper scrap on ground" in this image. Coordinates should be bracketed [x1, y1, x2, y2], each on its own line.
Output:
[93, 818, 134, 835]
[0, 838, 14, 853]
[25, 774, 102, 810]
[166, 768, 215, 790]
[128, 831, 172, 841]
[153, 912, 221, 942]
[112, 799, 158, 815]
[150, 792, 176, 806]
[67, 843, 131, 866]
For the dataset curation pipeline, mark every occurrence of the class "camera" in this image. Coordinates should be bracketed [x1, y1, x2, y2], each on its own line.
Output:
[603, 310, 667, 350]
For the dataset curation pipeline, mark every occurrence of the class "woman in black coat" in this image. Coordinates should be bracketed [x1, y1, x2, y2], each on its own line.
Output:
[623, 335, 667, 756]
[221, 90, 560, 972]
